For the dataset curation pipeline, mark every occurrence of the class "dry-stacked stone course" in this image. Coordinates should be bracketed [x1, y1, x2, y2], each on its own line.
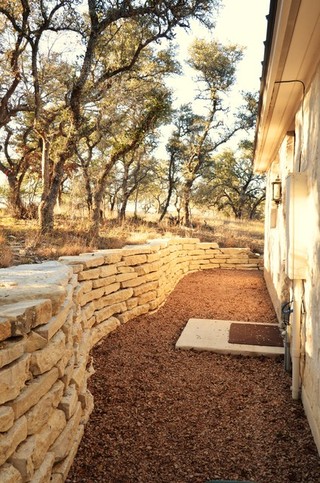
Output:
[0, 238, 262, 482]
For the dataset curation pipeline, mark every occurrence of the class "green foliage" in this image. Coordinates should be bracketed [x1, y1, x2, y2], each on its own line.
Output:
[165, 38, 251, 225]
[195, 141, 266, 219]
[0, 0, 220, 232]
[188, 39, 243, 99]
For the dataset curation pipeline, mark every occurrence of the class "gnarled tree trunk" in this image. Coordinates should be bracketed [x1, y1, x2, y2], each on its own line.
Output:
[181, 180, 193, 227]
[7, 176, 27, 219]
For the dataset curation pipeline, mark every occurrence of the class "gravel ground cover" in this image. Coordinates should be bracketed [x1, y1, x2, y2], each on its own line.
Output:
[66, 269, 320, 483]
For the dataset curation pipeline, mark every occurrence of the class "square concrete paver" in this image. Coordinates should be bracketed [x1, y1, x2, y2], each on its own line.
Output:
[175, 318, 284, 357]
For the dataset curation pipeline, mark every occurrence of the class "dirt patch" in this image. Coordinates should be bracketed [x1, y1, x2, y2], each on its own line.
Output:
[66, 269, 320, 483]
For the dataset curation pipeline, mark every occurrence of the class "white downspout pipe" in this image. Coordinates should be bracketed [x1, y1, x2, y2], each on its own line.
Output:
[291, 279, 303, 400]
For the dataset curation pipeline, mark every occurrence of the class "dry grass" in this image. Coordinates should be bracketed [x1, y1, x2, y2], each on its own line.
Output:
[0, 214, 92, 267]
[199, 216, 265, 254]
[111, 213, 264, 254]
[0, 210, 264, 267]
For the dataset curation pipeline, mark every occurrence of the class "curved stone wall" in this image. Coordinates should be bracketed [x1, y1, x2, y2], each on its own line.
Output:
[0, 238, 262, 482]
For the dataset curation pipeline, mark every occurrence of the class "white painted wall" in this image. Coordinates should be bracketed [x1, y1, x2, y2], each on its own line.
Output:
[263, 61, 320, 453]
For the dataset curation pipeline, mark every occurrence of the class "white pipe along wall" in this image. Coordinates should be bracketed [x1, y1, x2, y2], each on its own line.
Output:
[291, 279, 303, 400]
[285, 172, 309, 400]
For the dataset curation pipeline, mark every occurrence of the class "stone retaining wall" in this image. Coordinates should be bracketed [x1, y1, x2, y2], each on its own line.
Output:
[0, 238, 262, 482]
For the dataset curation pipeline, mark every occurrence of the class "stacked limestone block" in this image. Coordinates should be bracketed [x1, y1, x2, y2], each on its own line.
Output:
[0, 238, 262, 482]
[0, 262, 93, 482]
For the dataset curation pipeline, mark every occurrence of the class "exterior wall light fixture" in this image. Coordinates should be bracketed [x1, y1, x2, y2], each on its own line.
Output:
[272, 176, 282, 205]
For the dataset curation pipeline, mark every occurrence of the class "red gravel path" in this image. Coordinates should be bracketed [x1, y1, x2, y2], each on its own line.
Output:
[66, 269, 320, 483]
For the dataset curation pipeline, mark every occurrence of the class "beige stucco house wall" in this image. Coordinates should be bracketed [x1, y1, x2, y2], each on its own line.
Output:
[254, 0, 320, 454]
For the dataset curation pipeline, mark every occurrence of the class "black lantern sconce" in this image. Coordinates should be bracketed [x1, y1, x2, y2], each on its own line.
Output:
[272, 176, 282, 205]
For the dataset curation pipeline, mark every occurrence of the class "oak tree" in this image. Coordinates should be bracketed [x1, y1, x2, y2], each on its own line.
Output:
[170, 39, 255, 226]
